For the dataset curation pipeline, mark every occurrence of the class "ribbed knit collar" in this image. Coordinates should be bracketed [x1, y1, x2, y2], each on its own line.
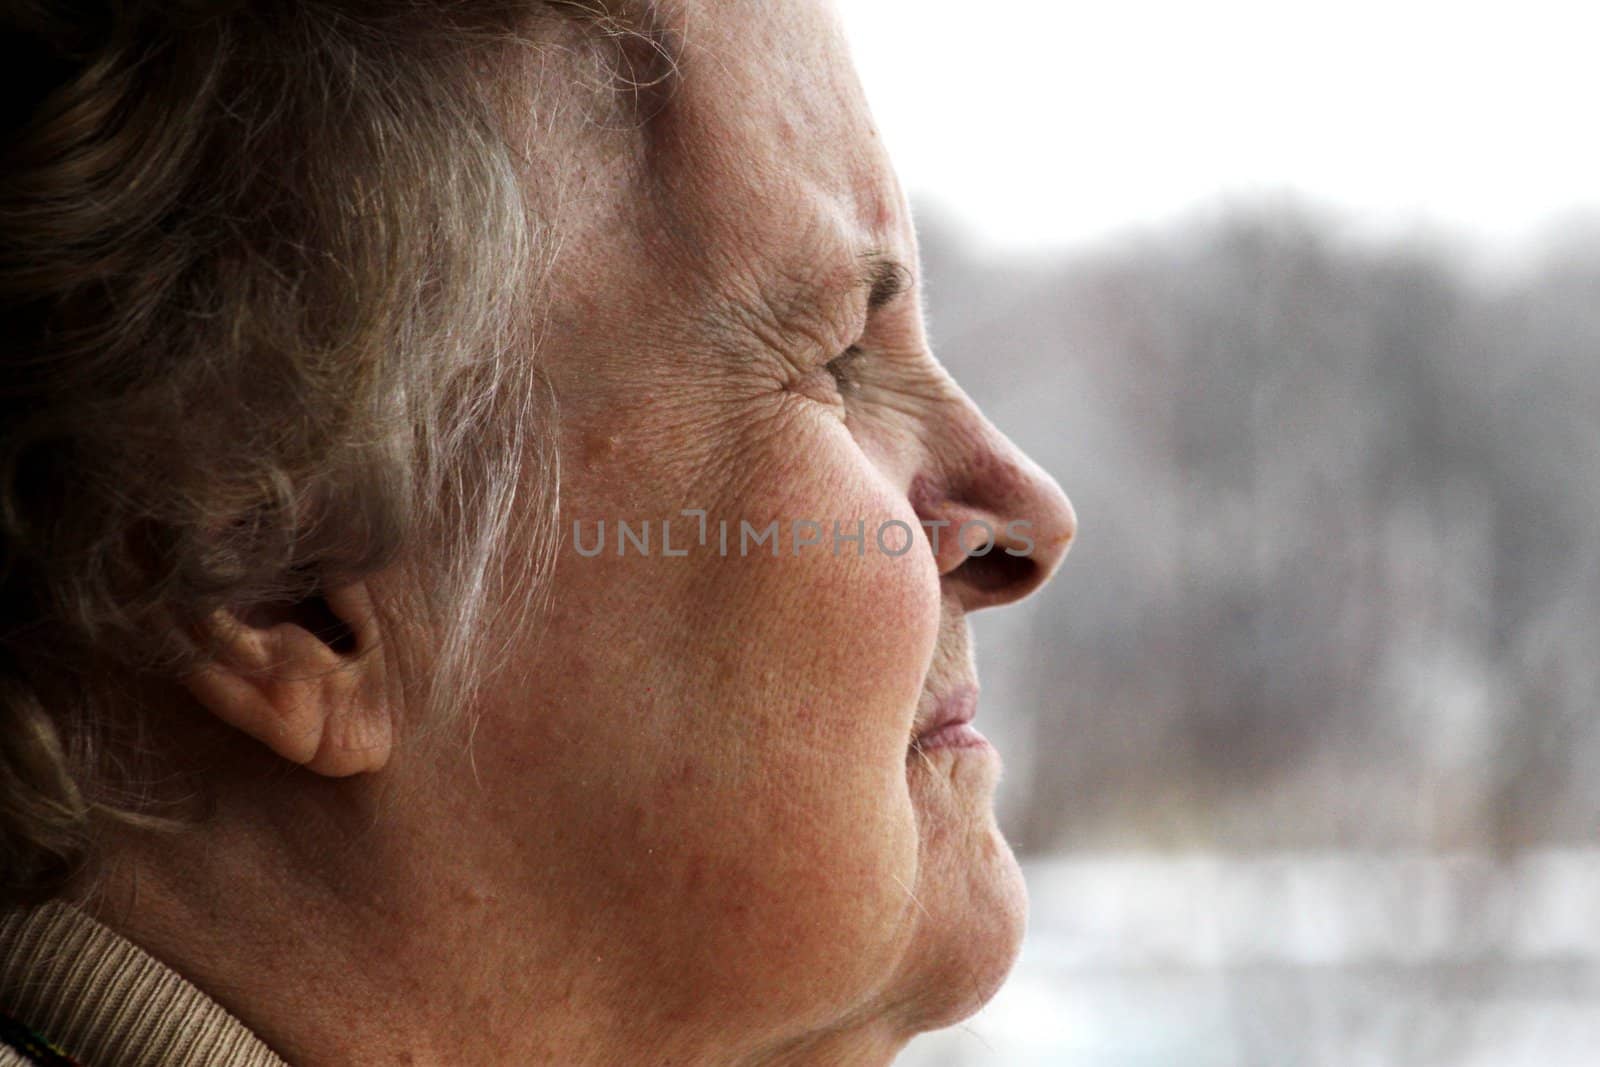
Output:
[0, 901, 287, 1067]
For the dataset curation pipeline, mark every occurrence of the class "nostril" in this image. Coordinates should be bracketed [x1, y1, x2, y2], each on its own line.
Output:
[952, 549, 1041, 600]
[910, 451, 1074, 607]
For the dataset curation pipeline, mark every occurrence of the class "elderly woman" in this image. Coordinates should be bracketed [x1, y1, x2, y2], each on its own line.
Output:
[0, 1, 1075, 1064]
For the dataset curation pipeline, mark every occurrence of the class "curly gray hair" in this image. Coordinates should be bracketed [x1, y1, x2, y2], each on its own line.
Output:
[0, 0, 660, 905]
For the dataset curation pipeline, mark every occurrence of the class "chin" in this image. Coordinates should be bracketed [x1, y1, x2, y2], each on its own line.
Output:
[889, 764, 1030, 1033]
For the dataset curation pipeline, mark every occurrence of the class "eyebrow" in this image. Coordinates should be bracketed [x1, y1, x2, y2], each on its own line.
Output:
[859, 253, 915, 312]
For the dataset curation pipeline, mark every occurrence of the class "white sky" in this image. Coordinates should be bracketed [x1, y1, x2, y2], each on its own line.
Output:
[838, 0, 1600, 252]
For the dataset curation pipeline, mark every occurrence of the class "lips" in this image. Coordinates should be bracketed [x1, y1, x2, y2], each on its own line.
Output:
[910, 684, 988, 752]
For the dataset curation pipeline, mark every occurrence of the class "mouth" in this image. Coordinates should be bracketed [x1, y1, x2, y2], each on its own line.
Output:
[910, 684, 989, 754]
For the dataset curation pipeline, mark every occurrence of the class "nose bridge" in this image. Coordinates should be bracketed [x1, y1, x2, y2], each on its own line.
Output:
[912, 389, 1077, 606]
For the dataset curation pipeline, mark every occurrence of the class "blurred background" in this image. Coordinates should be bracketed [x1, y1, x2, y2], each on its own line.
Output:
[835, 2, 1600, 1064]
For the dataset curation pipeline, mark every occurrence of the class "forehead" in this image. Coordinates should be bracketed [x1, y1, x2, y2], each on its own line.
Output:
[617, 0, 913, 296]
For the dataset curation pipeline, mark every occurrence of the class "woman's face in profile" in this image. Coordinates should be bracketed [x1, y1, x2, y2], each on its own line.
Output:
[431, 0, 1076, 1055]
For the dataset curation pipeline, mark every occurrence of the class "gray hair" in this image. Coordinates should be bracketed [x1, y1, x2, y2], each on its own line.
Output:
[0, 1, 601, 905]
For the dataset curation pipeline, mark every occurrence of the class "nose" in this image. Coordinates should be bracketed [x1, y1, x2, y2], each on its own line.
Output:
[910, 399, 1077, 612]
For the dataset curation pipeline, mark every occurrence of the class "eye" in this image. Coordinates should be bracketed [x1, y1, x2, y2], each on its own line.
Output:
[825, 343, 867, 393]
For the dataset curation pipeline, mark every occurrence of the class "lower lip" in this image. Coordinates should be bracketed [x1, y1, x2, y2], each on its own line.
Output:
[913, 721, 991, 752]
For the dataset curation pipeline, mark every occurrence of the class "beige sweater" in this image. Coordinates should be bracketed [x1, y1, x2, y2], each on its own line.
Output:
[0, 902, 287, 1067]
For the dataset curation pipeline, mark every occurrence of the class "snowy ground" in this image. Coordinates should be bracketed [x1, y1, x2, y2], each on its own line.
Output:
[897, 851, 1600, 1066]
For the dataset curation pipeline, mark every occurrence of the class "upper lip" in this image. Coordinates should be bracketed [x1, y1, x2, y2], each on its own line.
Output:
[911, 684, 979, 744]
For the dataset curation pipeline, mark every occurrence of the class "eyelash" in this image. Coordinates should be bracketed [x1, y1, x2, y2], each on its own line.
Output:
[825, 344, 867, 392]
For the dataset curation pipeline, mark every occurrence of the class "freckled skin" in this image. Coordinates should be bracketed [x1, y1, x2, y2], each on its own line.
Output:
[83, 2, 1075, 1065]
[430, 2, 1076, 1059]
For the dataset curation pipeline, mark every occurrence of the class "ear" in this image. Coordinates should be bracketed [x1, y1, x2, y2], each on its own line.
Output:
[184, 581, 394, 777]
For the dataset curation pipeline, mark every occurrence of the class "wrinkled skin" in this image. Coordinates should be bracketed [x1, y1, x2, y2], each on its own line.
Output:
[89, 2, 1075, 1064]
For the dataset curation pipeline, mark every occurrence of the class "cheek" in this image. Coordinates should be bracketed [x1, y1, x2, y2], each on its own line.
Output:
[511, 405, 946, 1032]
[648, 423, 943, 1020]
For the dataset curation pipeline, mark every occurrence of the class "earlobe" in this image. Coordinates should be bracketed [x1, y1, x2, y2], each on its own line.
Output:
[183, 581, 394, 777]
